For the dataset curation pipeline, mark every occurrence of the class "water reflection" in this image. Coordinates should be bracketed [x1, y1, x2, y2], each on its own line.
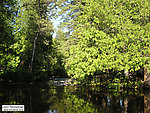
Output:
[0, 83, 54, 113]
[0, 83, 147, 113]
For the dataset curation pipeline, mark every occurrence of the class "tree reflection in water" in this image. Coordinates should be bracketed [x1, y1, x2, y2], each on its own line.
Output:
[0, 83, 146, 113]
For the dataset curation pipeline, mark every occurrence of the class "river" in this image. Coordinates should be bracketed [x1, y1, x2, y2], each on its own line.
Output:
[0, 82, 149, 113]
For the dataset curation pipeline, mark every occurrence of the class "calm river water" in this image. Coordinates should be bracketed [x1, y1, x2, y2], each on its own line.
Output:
[0, 82, 149, 113]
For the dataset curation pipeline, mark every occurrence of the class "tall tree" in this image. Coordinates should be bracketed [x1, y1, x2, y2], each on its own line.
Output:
[57, 0, 150, 81]
[14, 0, 54, 76]
[0, 0, 19, 75]
[52, 29, 69, 76]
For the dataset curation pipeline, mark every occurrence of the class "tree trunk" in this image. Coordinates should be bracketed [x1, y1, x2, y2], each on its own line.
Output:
[144, 67, 149, 82]
[144, 93, 150, 113]
[143, 67, 150, 87]
[30, 33, 39, 72]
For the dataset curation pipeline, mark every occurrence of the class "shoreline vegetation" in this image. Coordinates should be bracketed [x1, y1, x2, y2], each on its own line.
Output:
[0, 71, 149, 90]
[0, 0, 150, 90]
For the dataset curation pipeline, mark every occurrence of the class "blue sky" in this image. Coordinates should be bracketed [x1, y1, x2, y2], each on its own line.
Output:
[51, 16, 69, 38]
[50, 2, 70, 38]
[51, 16, 62, 38]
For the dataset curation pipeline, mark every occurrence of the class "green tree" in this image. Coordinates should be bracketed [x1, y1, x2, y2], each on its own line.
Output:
[55, 29, 68, 60]
[58, 0, 150, 81]
[51, 29, 68, 76]
[14, 0, 54, 77]
[0, 0, 20, 75]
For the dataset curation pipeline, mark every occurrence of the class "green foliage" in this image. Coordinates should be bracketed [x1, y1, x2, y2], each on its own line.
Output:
[58, 0, 150, 80]
[51, 29, 68, 76]
[15, 0, 54, 75]
[0, 0, 58, 80]
[1, 0, 150, 84]
[0, 0, 20, 75]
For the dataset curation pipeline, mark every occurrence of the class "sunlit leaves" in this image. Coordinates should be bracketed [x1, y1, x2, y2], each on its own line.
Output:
[62, 0, 150, 79]
[0, 0, 20, 75]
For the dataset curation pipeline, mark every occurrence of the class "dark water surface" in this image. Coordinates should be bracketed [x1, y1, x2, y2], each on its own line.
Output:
[0, 82, 149, 113]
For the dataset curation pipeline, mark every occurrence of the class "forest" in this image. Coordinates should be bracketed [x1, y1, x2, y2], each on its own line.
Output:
[0, 0, 150, 89]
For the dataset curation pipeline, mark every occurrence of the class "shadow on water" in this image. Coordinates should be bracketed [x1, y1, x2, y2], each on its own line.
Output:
[0, 83, 54, 113]
[0, 82, 148, 113]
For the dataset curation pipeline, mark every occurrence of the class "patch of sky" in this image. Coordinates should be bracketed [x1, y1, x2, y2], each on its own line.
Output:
[49, 1, 72, 38]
